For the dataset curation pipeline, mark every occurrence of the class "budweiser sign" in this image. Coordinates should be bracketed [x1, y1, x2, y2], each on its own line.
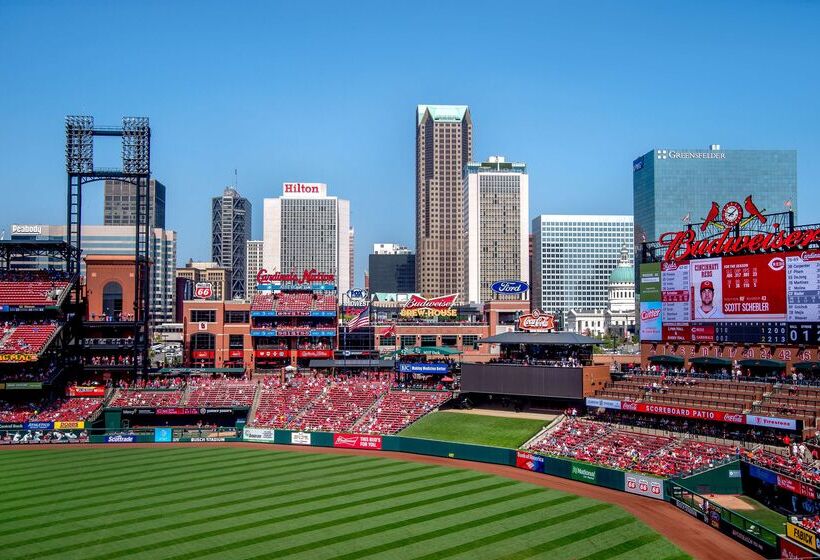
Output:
[400, 294, 457, 318]
[658, 197, 820, 262]
[256, 269, 335, 285]
[518, 309, 555, 332]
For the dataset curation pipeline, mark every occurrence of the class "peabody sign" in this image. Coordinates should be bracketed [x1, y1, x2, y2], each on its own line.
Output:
[518, 310, 555, 332]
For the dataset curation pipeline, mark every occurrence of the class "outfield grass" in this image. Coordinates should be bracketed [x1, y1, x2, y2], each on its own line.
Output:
[0, 447, 689, 560]
[736, 496, 788, 534]
[399, 411, 547, 448]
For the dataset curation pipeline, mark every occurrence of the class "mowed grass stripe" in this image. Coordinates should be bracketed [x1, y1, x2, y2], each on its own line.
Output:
[0, 453, 373, 525]
[5, 462, 451, 553]
[244, 491, 574, 560]
[0, 446, 226, 477]
[0, 451, 343, 518]
[327, 497, 598, 560]
[478, 517, 639, 560]
[577, 534, 664, 560]
[0, 460, 433, 538]
[1, 447, 273, 496]
[80, 477, 520, 560]
[0, 448, 293, 502]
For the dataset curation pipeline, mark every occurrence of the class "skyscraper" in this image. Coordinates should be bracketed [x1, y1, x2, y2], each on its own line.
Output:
[633, 145, 797, 255]
[531, 215, 633, 321]
[211, 187, 252, 300]
[104, 179, 166, 229]
[369, 243, 416, 294]
[463, 156, 529, 303]
[416, 104, 472, 299]
[262, 182, 352, 295]
[245, 240, 263, 300]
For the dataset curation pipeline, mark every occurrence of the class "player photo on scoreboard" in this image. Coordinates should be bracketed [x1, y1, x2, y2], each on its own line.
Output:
[690, 258, 723, 320]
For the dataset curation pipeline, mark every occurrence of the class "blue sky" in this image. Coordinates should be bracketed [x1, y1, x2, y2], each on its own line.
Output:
[1, 1, 818, 284]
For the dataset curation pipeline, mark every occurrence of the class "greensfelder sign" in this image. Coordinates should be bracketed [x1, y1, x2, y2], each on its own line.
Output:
[571, 463, 597, 484]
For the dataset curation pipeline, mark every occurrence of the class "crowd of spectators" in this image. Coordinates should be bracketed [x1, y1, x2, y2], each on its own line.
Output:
[0, 359, 60, 383]
[746, 447, 820, 485]
[638, 365, 819, 387]
[85, 337, 134, 346]
[84, 355, 139, 366]
[527, 417, 740, 477]
[88, 312, 135, 322]
[0, 320, 59, 353]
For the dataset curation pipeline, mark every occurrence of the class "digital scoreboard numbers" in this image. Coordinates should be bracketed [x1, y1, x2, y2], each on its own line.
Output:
[787, 254, 820, 321]
[787, 323, 820, 345]
[712, 322, 787, 344]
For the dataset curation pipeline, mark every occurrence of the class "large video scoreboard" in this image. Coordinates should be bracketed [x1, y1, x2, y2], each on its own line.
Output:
[640, 251, 820, 344]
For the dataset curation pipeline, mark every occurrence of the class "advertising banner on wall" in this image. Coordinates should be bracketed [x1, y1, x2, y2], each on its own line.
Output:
[333, 433, 382, 450]
[639, 302, 662, 341]
[291, 432, 312, 445]
[24, 421, 54, 430]
[104, 434, 136, 443]
[67, 385, 106, 397]
[400, 294, 458, 319]
[54, 421, 85, 430]
[624, 473, 664, 500]
[585, 398, 622, 410]
[515, 451, 544, 473]
[398, 363, 449, 374]
[154, 427, 173, 443]
[243, 427, 276, 443]
[639, 262, 661, 302]
[0, 353, 38, 363]
[570, 463, 598, 484]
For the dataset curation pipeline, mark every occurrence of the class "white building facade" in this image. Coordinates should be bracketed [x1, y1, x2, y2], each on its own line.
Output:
[531, 215, 633, 326]
[463, 156, 529, 304]
[245, 240, 263, 299]
[262, 183, 351, 294]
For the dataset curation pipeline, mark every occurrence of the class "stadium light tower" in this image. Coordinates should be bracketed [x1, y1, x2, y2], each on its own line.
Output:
[65, 115, 152, 375]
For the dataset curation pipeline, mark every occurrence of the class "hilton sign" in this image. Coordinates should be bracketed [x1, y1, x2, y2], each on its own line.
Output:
[282, 182, 327, 197]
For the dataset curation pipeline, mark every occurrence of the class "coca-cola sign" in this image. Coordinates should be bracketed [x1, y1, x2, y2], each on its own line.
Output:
[517, 309, 555, 332]
[256, 269, 335, 285]
[490, 281, 529, 295]
[194, 282, 213, 299]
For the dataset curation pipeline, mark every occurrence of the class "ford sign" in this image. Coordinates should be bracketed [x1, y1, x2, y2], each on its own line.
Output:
[490, 281, 529, 295]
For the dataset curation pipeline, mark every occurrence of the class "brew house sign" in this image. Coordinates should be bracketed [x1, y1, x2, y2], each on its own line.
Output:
[659, 196, 820, 262]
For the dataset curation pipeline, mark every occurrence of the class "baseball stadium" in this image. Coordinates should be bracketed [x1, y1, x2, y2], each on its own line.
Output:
[2, 118, 820, 560]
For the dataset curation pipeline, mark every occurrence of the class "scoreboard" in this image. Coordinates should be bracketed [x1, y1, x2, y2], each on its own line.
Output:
[641, 251, 820, 343]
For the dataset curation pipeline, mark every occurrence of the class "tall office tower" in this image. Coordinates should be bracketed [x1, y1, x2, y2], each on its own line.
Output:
[211, 187, 252, 300]
[368, 243, 416, 294]
[416, 104, 472, 298]
[262, 182, 352, 295]
[349, 227, 355, 289]
[463, 156, 529, 303]
[531, 215, 634, 322]
[104, 179, 166, 229]
[633, 145, 797, 261]
[245, 240, 263, 300]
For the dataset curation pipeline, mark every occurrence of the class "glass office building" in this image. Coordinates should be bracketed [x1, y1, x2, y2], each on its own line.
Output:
[633, 146, 797, 253]
[531, 215, 634, 323]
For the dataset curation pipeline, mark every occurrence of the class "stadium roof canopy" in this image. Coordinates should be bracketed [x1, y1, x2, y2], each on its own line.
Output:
[309, 359, 395, 369]
[476, 332, 601, 346]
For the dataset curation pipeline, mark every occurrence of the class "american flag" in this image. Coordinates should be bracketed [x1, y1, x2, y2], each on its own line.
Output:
[785, 199, 793, 209]
[347, 307, 370, 331]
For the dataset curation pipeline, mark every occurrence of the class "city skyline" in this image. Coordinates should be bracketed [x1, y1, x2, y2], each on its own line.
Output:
[1, 2, 818, 288]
